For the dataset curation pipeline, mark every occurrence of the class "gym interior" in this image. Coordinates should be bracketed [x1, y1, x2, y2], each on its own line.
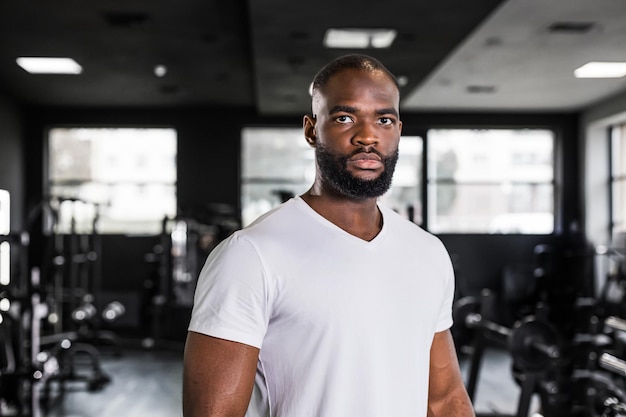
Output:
[1, 0, 626, 416]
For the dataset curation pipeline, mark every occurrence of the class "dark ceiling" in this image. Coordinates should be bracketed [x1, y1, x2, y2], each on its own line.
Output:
[0, 0, 504, 115]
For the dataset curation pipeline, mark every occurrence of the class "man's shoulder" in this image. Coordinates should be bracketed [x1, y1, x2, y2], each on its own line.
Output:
[235, 198, 305, 246]
[245, 198, 300, 228]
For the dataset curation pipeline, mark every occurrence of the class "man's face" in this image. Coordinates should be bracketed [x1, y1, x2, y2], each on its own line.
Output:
[306, 68, 402, 199]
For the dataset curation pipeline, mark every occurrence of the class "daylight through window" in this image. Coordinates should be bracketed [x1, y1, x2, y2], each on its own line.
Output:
[47, 127, 177, 235]
[427, 129, 555, 234]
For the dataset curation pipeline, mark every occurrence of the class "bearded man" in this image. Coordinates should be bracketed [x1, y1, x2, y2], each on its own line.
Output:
[183, 54, 475, 417]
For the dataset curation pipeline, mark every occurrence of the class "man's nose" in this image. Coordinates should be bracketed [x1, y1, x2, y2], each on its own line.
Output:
[352, 121, 379, 147]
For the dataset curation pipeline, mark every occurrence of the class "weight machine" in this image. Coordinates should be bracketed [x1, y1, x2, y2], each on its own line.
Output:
[142, 206, 239, 348]
[0, 193, 127, 416]
[40, 198, 124, 354]
[0, 190, 60, 417]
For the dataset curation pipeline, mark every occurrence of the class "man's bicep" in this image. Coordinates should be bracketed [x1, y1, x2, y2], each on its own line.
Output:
[183, 331, 260, 417]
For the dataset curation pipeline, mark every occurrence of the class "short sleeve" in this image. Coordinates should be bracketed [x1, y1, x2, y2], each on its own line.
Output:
[188, 232, 270, 349]
[435, 247, 455, 332]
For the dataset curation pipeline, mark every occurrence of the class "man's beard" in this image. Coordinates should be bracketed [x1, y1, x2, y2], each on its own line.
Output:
[315, 144, 399, 200]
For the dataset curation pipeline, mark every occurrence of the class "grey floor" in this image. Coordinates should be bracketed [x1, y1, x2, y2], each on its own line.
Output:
[460, 347, 541, 416]
[42, 346, 185, 417]
[41, 344, 532, 417]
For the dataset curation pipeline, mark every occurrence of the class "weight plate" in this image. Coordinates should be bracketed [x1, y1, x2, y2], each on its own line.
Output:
[509, 317, 559, 372]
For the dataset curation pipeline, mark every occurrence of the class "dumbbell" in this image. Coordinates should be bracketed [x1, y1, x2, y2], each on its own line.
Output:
[71, 294, 97, 324]
[101, 301, 125, 323]
[71, 303, 96, 323]
[574, 368, 626, 417]
[453, 295, 560, 372]
[605, 316, 626, 333]
[599, 352, 626, 378]
[0, 231, 30, 246]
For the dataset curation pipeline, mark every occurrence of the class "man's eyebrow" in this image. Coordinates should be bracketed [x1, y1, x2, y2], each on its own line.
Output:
[327, 105, 399, 118]
[328, 105, 357, 114]
[376, 108, 399, 118]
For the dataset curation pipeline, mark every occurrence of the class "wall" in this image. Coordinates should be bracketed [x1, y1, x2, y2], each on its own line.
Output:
[0, 95, 24, 232]
[581, 91, 626, 295]
[581, 91, 626, 246]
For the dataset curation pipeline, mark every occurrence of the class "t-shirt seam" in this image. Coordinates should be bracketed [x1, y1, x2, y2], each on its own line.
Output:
[237, 233, 274, 333]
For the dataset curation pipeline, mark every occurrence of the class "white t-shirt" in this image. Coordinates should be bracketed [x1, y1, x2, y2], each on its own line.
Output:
[188, 196, 455, 417]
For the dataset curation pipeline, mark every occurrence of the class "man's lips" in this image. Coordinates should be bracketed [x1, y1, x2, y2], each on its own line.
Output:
[348, 152, 383, 169]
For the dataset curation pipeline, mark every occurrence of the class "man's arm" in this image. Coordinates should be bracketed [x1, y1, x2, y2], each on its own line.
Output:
[183, 331, 260, 417]
[427, 329, 475, 417]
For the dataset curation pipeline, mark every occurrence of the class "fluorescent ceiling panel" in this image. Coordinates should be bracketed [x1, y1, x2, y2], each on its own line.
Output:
[16, 57, 83, 74]
[574, 62, 626, 78]
[323, 29, 397, 49]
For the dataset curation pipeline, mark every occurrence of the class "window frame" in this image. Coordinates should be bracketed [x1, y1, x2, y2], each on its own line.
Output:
[423, 127, 558, 235]
[610, 124, 626, 240]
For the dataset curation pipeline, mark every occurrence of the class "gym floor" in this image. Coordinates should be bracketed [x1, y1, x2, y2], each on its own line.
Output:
[42, 345, 185, 417]
[39, 344, 536, 417]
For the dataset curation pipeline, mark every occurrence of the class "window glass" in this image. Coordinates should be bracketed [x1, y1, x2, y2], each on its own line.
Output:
[241, 128, 313, 226]
[48, 127, 177, 235]
[241, 127, 422, 226]
[612, 125, 626, 235]
[427, 129, 555, 234]
[0, 190, 9, 287]
[378, 137, 423, 224]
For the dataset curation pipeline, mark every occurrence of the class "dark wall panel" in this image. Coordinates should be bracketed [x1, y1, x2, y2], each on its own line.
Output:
[0, 95, 23, 231]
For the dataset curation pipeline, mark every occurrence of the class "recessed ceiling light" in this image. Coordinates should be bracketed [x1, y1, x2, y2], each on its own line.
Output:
[16, 57, 83, 74]
[466, 85, 496, 94]
[323, 29, 397, 49]
[574, 62, 626, 78]
[154, 64, 168, 77]
[548, 22, 596, 34]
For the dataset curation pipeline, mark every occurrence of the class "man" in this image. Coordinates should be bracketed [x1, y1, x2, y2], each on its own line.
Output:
[183, 54, 474, 417]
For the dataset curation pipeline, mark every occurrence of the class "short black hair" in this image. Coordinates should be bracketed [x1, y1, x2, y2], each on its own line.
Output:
[311, 54, 400, 93]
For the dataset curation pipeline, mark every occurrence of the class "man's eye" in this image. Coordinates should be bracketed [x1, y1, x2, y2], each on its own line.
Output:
[336, 115, 353, 123]
[379, 117, 393, 126]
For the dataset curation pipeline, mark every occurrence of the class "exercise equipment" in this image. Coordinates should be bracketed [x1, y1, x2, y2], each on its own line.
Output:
[454, 289, 561, 417]
[454, 286, 626, 417]
[142, 207, 238, 348]
[0, 194, 126, 416]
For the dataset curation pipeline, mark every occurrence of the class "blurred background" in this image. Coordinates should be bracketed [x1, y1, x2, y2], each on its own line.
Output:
[1, 0, 626, 416]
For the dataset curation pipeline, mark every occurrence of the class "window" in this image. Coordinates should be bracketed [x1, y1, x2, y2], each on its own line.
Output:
[0, 190, 9, 287]
[241, 128, 312, 226]
[240, 127, 422, 226]
[427, 129, 555, 234]
[611, 124, 626, 237]
[47, 127, 177, 235]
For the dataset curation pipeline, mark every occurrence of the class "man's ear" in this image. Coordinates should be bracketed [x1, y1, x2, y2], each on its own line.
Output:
[303, 114, 317, 147]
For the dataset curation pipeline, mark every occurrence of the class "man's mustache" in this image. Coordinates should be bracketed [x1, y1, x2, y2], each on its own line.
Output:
[349, 147, 384, 158]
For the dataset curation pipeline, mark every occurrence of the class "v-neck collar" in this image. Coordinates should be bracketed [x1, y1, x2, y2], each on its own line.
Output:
[293, 196, 388, 246]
